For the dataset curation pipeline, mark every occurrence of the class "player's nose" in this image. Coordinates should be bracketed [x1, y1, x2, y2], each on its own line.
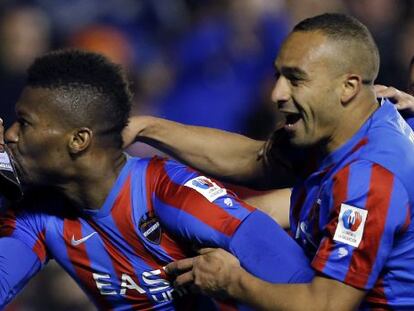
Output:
[5, 122, 19, 144]
[271, 76, 291, 108]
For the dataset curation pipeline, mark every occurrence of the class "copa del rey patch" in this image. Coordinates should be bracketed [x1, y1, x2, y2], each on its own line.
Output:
[0, 152, 13, 172]
[184, 176, 226, 202]
[333, 203, 368, 248]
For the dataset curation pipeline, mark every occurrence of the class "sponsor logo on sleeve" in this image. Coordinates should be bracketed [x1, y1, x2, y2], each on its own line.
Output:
[333, 203, 368, 248]
[184, 176, 227, 202]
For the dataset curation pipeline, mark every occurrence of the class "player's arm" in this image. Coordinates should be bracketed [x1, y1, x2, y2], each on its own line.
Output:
[0, 237, 41, 309]
[171, 251, 364, 311]
[234, 186, 291, 228]
[168, 160, 407, 309]
[0, 200, 49, 308]
[375, 84, 414, 115]
[148, 158, 311, 283]
[123, 116, 295, 189]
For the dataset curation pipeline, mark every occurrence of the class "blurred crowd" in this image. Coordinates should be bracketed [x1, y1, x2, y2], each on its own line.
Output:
[1, 0, 413, 310]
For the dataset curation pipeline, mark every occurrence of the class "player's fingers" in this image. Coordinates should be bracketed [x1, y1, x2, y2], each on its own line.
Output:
[396, 101, 414, 111]
[376, 87, 399, 99]
[174, 270, 195, 287]
[165, 257, 195, 275]
[374, 84, 388, 93]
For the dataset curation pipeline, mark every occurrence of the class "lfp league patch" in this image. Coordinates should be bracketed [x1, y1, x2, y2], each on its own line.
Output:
[139, 213, 162, 245]
[333, 203, 368, 248]
[184, 176, 227, 202]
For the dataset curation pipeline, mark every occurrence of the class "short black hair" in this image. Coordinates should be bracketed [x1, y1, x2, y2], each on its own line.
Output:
[26, 49, 132, 147]
[293, 13, 380, 83]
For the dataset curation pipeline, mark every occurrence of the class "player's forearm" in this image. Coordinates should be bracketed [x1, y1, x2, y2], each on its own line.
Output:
[228, 270, 364, 311]
[128, 116, 265, 184]
[228, 270, 312, 311]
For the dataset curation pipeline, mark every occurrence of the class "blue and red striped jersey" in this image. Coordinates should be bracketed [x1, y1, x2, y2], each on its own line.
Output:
[0, 156, 313, 310]
[290, 100, 414, 309]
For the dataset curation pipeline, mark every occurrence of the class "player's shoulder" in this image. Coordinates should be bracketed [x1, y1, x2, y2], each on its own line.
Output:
[135, 155, 195, 177]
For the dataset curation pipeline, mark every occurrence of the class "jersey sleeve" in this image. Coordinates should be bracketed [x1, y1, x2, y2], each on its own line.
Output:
[146, 157, 314, 284]
[312, 160, 410, 290]
[229, 209, 314, 283]
[0, 200, 50, 265]
[146, 157, 256, 249]
[0, 237, 41, 309]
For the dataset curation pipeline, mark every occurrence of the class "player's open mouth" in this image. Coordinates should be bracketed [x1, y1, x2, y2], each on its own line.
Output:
[283, 112, 302, 131]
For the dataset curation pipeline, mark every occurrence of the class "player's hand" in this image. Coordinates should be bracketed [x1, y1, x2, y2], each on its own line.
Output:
[122, 116, 152, 148]
[374, 84, 414, 115]
[165, 248, 242, 299]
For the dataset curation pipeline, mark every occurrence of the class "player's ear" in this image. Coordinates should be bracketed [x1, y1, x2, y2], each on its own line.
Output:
[67, 127, 93, 154]
[341, 74, 361, 105]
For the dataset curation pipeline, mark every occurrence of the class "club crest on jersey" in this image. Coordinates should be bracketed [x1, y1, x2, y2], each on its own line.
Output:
[333, 204, 368, 248]
[184, 176, 226, 202]
[139, 214, 162, 244]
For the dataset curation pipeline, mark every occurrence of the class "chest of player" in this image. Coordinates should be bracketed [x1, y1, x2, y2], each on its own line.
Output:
[290, 167, 337, 257]
[44, 215, 190, 310]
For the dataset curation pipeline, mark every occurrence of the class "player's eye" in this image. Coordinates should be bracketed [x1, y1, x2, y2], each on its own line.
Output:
[17, 118, 29, 128]
[289, 77, 301, 86]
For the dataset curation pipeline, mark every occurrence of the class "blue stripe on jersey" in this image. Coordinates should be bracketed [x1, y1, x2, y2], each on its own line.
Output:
[46, 217, 117, 309]
[346, 161, 370, 209]
[83, 157, 136, 218]
[130, 158, 175, 264]
[366, 176, 410, 291]
[81, 221, 123, 303]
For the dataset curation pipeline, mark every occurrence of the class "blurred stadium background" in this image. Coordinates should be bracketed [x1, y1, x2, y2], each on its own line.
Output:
[1, 0, 413, 310]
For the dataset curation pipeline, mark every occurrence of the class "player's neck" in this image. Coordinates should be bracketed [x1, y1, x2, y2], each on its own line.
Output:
[325, 93, 379, 154]
[60, 151, 127, 210]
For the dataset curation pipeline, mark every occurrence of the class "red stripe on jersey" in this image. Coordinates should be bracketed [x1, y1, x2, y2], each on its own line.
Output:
[0, 209, 16, 236]
[351, 137, 368, 153]
[216, 300, 238, 311]
[145, 157, 165, 216]
[111, 175, 164, 268]
[148, 159, 242, 237]
[364, 275, 388, 307]
[400, 204, 411, 234]
[86, 219, 154, 310]
[313, 165, 350, 270]
[63, 218, 112, 310]
[145, 159, 214, 260]
[111, 173, 188, 272]
[344, 164, 394, 288]
[32, 229, 47, 263]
